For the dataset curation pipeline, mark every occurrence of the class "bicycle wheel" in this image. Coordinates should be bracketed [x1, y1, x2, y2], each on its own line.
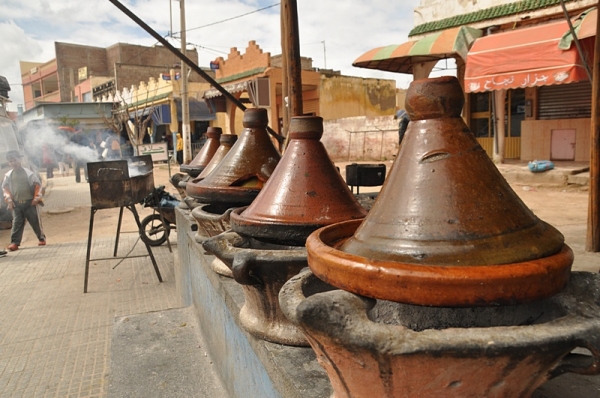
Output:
[140, 213, 169, 246]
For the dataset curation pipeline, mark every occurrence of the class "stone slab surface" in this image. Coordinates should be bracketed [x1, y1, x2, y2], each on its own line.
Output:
[109, 307, 228, 398]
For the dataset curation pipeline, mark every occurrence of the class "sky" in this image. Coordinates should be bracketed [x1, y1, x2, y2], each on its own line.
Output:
[0, 0, 425, 112]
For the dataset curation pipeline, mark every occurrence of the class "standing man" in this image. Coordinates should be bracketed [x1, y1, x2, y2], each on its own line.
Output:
[70, 129, 91, 183]
[2, 150, 46, 251]
[175, 132, 184, 165]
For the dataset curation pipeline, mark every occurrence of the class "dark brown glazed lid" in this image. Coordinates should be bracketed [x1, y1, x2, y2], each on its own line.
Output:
[230, 116, 366, 245]
[180, 127, 222, 177]
[306, 76, 572, 306]
[186, 108, 281, 205]
[196, 134, 238, 179]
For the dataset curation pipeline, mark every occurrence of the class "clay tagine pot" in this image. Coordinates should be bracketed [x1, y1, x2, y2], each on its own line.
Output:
[180, 127, 222, 177]
[306, 76, 572, 307]
[279, 269, 600, 398]
[230, 116, 367, 246]
[203, 116, 367, 346]
[197, 134, 238, 179]
[185, 108, 281, 206]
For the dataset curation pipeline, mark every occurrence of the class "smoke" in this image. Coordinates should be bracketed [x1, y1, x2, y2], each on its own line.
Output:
[22, 124, 100, 164]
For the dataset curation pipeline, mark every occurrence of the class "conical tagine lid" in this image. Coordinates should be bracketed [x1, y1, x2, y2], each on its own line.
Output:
[306, 76, 572, 306]
[180, 127, 222, 177]
[186, 108, 281, 205]
[196, 134, 238, 179]
[231, 116, 367, 245]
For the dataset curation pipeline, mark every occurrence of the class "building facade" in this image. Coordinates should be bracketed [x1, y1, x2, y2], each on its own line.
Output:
[19, 42, 203, 111]
[355, 0, 597, 161]
[203, 41, 397, 137]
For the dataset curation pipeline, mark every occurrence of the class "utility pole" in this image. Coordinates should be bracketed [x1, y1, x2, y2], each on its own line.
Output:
[179, 0, 192, 163]
[586, 0, 600, 251]
[321, 40, 327, 69]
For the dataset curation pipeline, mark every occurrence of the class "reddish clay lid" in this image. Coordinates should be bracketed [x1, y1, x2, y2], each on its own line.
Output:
[306, 76, 572, 306]
[180, 127, 222, 177]
[196, 134, 238, 179]
[186, 108, 281, 205]
[230, 116, 366, 245]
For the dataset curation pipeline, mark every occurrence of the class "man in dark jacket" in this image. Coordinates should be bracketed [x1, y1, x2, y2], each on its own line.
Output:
[70, 130, 92, 183]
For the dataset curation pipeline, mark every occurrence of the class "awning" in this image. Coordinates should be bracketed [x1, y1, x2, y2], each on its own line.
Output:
[464, 15, 594, 93]
[559, 7, 597, 49]
[151, 104, 171, 125]
[352, 26, 482, 74]
[175, 98, 216, 121]
[129, 106, 155, 119]
[203, 81, 248, 99]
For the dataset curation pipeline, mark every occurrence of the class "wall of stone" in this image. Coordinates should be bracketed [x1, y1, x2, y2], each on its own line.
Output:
[323, 115, 399, 162]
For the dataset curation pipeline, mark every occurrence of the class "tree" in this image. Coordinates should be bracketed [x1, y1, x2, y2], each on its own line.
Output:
[96, 82, 158, 155]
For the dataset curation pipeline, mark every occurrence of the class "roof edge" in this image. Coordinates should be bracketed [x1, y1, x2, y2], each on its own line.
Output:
[409, 0, 577, 37]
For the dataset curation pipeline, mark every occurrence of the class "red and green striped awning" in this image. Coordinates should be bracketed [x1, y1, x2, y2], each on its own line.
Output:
[353, 26, 482, 74]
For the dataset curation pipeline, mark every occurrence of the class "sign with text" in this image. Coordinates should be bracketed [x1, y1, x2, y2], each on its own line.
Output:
[137, 142, 168, 162]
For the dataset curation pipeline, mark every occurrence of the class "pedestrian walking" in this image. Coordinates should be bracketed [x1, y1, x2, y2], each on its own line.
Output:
[42, 144, 55, 179]
[2, 150, 46, 251]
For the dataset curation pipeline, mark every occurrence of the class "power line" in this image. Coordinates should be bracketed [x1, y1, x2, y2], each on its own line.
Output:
[172, 3, 280, 35]
[187, 42, 229, 56]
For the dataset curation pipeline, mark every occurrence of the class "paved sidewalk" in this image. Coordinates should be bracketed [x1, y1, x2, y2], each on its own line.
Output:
[0, 175, 225, 397]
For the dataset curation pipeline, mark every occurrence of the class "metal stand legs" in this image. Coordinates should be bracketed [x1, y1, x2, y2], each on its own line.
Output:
[84, 205, 163, 293]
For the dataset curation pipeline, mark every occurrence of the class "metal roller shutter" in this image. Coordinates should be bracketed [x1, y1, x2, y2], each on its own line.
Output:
[538, 81, 591, 119]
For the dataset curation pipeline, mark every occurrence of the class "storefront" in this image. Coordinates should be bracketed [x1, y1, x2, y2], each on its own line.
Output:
[353, 7, 596, 161]
[464, 8, 595, 161]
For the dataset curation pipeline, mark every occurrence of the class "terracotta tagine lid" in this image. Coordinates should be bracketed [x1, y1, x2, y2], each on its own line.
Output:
[306, 76, 573, 307]
[180, 127, 222, 177]
[230, 116, 367, 246]
[186, 108, 281, 205]
[196, 134, 238, 179]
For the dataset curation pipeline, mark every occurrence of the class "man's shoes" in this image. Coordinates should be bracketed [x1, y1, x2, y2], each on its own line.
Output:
[38, 240, 46, 246]
[7, 243, 18, 251]
[0, 250, 7, 257]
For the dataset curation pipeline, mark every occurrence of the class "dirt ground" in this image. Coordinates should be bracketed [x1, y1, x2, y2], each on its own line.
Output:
[1, 161, 592, 250]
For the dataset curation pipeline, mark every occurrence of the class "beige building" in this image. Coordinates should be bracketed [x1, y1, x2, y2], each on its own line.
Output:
[100, 71, 215, 146]
[202, 41, 397, 138]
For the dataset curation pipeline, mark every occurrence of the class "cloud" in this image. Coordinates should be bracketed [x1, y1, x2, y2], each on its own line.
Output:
[0, 0, 425, 112]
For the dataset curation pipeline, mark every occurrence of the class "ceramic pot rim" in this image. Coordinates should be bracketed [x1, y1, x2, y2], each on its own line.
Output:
[186, 185, 260, 205]
[306, 219, 573, 306]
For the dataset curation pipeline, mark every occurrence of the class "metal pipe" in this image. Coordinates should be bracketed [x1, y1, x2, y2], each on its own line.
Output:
[108, 0, 285, 145]
[559, 0, 593, 82]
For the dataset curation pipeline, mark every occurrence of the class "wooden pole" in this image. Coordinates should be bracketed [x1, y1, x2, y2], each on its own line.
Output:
[281, 0, 303, 149]
[180, 0, 192, 164]
[586, 2, 600, 251]
[280, 1, 289, 142]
